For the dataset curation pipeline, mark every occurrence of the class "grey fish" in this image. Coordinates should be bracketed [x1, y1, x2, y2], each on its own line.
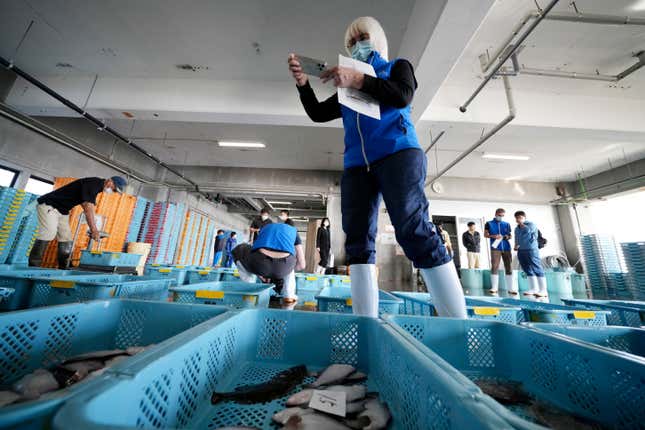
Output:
[474, 379, 531, 405]
[285, 413, 352, 430]
[126, 345, 149, 355]
[343, 371, 368, 383]
[529, 402, 602, 430]
[61, 360, 104, 379]
[12, 369, 59, 399]
[272, 407, 315, 425]
[357, 398, 391, 430]
[0, 391, 21, 407]
[346, 400, 367, 415]
[104, 355, 129, 368]
[310, 364, 356, 387]
[286, 389, 315, 407]
[211, 365, 308, 404]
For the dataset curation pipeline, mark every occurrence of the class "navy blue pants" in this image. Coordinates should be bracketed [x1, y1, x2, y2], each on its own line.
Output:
[341, 148, 450, 268]
[517, 249, 544, 277]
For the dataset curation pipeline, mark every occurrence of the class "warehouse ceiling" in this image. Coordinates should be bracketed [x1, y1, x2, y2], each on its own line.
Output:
[1, 0, 644, 183]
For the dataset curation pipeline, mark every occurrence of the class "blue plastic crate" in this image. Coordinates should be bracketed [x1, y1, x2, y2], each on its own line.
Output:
[316, 286, 402, 315]
[52, 309, 523, 430]
[0, 269, 101, 311]
[143, 265, 188, 286]
[28, 275, 172, 307]
[472, 297, 610, 326]
[185, 267, 222, 284]
[325, 274, 351, 287]
[295, 273, 328, 304]
[525, 323, 645, 358]
[79, 251, 142, 267]
[220, 268, 243, 282]
[385, 314, 645, 429]
[171, 281, 274, 309]
[394, 291, 525, 324]
[561, 298, 645, 327]
[0, 299, 229, 430]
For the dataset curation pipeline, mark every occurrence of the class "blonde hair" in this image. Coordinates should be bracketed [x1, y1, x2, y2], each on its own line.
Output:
[344, 16, 388, 61]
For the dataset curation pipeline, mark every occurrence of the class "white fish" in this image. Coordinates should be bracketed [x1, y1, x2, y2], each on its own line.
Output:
[286, 389, 314, 407]
[61, 360, 104, 378]
[345, 400, 366, 415]
[272, 407, 315, 425]
[325, 385, 367, 403]
[343, 371, 368, 383]
[0, 391, 21, 407]
[126, 345, 151, 355]
[357, 399, 391, 430]
[310, 364, 356, 387]
[285, 413, 351, 430]
[12, 369, 59, 399]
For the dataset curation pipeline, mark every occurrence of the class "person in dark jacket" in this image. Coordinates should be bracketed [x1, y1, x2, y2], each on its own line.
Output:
[249, 207, 273, 244]
[316, 218, 332, 275]
[288, 16, 465, 318]
[213, 230, 226, 266]
[462, 222, 481, 269]
[223, 232, 237, 268]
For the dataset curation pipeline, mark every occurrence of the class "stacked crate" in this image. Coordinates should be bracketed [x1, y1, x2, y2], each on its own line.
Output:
[620, 241, 645, 301]
[165, 203, 186, 263]
[579, 234, 631, 300]
[42, 177, 84, 267]
[0, 187, 32, 263]
[175, 210, 197, 265]
[200, 220, 216, 266]
[126, 197, 149, 244]
[6, 194, 39, 264]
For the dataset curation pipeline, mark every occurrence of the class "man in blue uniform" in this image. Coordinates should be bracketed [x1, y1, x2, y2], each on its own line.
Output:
[484, 208, 514, 294]
[514, 211, 547, 297]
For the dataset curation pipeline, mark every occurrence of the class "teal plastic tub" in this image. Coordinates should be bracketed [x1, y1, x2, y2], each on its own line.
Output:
[526, 323, 645, 358]
[52, 309, 525, 430]
[571, 273, 587, 294]
[28, 274, 172, 307]
[79, 251, 142, 267]
[0, 300, 229, 430]
[316, 286, 402, 315]
[460, 268, 484, 289]
[545, 270, 573, 295]
[483, 269, 519, 291]
[394, 291, 525, 324]
[473, 297, 610, 326]
[144, 265, 188, 286]
[386, 314, 645, 430]
[0, 269, 101, 311]
[185, 267, 223, 284]
[171, 281, 273, 309]
[562, 298, 645, 327]
[325, 274, 351, 287]
[295, 273, 328, 304]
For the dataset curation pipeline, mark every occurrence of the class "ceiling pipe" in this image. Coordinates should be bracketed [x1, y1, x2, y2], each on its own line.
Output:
[459, 0, 560, 113]
[427, 74, 515, 187]
[0, 55, 207, 197]
[424, 130, 445, 155]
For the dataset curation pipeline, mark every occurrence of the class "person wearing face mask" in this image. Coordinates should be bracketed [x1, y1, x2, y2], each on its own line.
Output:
[484, 208, 513, 294]
[28, 176, 127, 268]
[514, 211, 547, 297]
[212, 229, 226, 266]
[249, 207, 273, 244]
[287, 17, 466, 318]
[316, 217, 332, 275]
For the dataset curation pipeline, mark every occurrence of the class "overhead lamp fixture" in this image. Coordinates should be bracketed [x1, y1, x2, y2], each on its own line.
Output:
[266, 201, 292, 205]
[482, 153, 530, 161]
[630, 0, 645, 11]
[217, 141, 266, 148]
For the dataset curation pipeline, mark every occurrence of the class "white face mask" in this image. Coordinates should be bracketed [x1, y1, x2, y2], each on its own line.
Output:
[104, 188, 113, 194]
[323, 221, 329, 227]
[261, 214, 268, 221]
[279, 215, 288, 221]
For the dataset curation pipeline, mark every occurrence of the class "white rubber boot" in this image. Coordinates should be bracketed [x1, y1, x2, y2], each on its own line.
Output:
[235, 261, 256, 283]
[506, 274, 517, 295]
[420, 262, 467, 318]
[349, 264, 379, 318]
[281, 271, 297, 308]
[489, 274, 499, 293]
[317, 265, 326, 275]
[524, 276, 539, 295]
[535, 276, 548, 297]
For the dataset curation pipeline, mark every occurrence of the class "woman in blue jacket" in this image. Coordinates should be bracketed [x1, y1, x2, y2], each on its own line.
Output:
[287, 16, 466, 318]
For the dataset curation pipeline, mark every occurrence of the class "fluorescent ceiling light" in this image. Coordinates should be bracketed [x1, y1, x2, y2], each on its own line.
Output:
[482, 153, 530, 161]
[630, 0, 645, 11]
[266, 201, 292, 205]
[217, 141, 265, 148]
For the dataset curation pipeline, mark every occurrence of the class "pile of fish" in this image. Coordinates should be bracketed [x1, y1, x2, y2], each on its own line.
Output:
[211, 364, 391, 430]
[474, 379, 606, 430]
[0, 345, 149, 407]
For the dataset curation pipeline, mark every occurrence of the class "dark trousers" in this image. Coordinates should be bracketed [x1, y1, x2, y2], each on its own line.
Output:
[319, 248, 330, 267]
[517, 249, 544, 277]
[232, 244, 296, 293]
[341, 148, 450, 268]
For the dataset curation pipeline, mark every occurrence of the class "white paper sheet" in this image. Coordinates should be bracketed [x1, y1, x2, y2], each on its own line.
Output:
[337, 54, 381, 119]
[492, 238, 502, 249]
[309, 389, 347, 417]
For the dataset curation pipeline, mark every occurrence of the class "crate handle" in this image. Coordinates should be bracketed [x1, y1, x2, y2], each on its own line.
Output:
[151, 264, 161, 267]
[90, 250, 103, 255]
[158, 268, 172, 273]
[50, 280, 76, 289]
[304, 301, 316, 307]
[342, 279, 351, 283]
[196, 290, 224, 299]
[198, 270, 210, 275]
[305, 276, 318, 281]
[573, 310, 596, 319]
[175, 265, 185, 269]
[345, 298, 353, 306]
[242, 295, 257, 304]
[473, 307, 500, 316]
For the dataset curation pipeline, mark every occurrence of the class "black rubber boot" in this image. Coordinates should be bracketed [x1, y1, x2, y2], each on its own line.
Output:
[57, 241, 74, 269]
[28, 240, 50, 267]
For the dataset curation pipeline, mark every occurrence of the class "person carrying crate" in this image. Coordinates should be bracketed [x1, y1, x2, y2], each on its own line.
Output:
[28, 176, 127, 268]
[232, 222, 306, 304]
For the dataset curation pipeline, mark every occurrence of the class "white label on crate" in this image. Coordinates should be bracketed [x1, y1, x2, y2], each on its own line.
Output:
[309, 389, 347, 417]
